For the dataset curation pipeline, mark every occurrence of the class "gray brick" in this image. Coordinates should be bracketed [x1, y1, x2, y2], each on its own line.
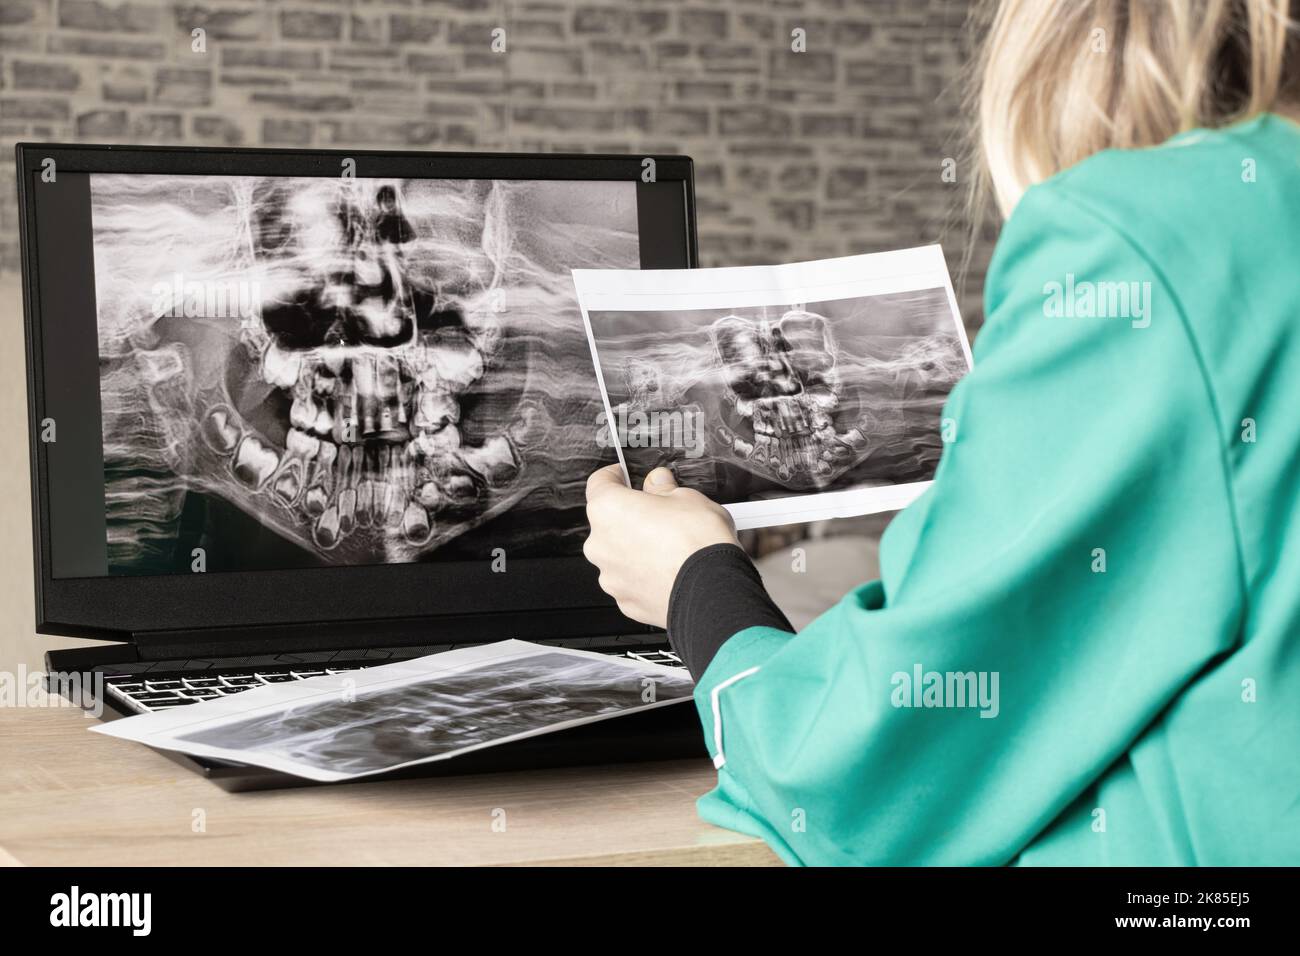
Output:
[218, 73, 292, 89]
[589, 41, 648, 74]
[318, 118, 439, 147]
[249, 93, 353, 113]
[509, 47, 582, 77]
[173, 5, 266, 42]
[572, 8, 625, 35]
[280, 11, 343, 42]
[262, 117, 314, 145]
[0, 97, 69, 120]
[511, 106, 621, 133]
[2, 1, 51, 29]
[827, 166, 869, 200]
[769, 51, 836, 84]
[48, 35, 168, 59]
[59, 1, 161, 34]
[154, 67, 212, 107]
[76, 108, 128, 137]
[446, 22, 500, 47]
[389, 15, 441, 44]
[699, 44, 762, 75]
[350, 14, 385, 45]
[680, 10, 728, 39]
[192, 114, 245, 144]
[799, 112, 856, 137]
[629, 108, 710, 138]
[11, 60, 82, 92]
[777, 164, 820, 192]
[512, 19, 567, 44]
[329, 47, 403, 72]
[846, 60, 915, 88]
[0, 31, 44, 53]
[772, 199, 814, 231]
[350, 77, 417, 94]
[676, 79, 731, 100]
[719, 105, 791, 138]
[132, 112, 184, 141]
[406, 52, 457, 75]
[550, 81, 599, 100]
[630, 11, 671, 37]
[103, 76, 149, 103]
[221, 47, 322, 71]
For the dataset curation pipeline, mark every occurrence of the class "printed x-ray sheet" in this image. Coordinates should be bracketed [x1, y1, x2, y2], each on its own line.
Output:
[92, 641, 694, 781]
[573, 245, 973, 529]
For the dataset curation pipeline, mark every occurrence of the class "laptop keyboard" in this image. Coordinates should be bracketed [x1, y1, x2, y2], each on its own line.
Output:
[104, 647, 685, 715]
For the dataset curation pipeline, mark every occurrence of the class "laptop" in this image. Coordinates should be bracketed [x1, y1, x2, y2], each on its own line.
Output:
[15, 143, 705, 790]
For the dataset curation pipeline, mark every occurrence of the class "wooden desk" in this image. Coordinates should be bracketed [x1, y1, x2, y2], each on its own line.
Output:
[0, 704, 777, 867]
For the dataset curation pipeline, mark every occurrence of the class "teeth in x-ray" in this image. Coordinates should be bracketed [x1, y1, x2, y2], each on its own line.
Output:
[312, 406, 334, 436]
[232, 436, 280, 489]
[401, 501, 431, 544]
[442, 473, 477, 503]
[262, 343, 301, 389]
[321, 348, 347, 375]
[384, 484, 406, 529]
[312, 368, 336, 397]
[429, 336, 485, 390]
[290, 393, 318, 431]
[303, 485, 328, 517]
[414, 480, 444, 511]
[314, 440, 338, 491]
[370, 481, 389, 525]
[286, 427, 320, 461]
[458, 434, 521, 487]
[314, 504, 341, 549]
[355, 480, 374, 528]
[272, 459, 303, 505]
[337, 487, 357, 536]
[414, 388, 458, 431]
[202, 405, 242, 454]
[335, 443, 354, 488]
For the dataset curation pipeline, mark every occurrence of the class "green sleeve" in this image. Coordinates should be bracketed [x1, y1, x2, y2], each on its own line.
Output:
[691, 182, 1245, 866]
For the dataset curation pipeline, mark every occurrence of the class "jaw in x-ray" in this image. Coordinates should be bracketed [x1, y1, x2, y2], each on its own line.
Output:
[604, 291, 967, 498]
[708, 309, 869, 485]
[93, 175, 633, 571]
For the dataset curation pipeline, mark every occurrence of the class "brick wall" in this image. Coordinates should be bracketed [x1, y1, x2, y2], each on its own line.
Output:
[0, 0, 993, 323]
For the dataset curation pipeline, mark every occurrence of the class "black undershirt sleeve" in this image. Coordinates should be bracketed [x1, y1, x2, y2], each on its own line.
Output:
[666, 543, 794, 681]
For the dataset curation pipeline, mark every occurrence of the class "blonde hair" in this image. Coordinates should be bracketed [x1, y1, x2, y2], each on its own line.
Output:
[971, 0, 1300, 217]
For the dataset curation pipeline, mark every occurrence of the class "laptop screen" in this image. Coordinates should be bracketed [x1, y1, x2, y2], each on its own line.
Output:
[28, 162, 691, 580]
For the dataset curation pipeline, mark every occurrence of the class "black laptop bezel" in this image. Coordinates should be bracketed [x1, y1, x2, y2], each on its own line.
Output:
[17, 142, 697, 642]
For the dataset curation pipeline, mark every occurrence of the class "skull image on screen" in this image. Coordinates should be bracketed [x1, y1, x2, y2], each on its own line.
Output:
[95, 174, 582, 570]
[225, 180, 525, 558]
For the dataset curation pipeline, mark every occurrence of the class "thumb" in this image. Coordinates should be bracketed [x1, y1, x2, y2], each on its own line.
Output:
[642, 466, 679, 495]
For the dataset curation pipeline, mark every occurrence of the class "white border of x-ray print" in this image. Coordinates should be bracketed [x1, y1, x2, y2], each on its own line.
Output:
[572, 244, 974, 529]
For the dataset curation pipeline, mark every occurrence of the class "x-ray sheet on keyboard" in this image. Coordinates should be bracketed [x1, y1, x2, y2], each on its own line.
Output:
[573, 244, 973, 529]
[91, 641, 694, 781]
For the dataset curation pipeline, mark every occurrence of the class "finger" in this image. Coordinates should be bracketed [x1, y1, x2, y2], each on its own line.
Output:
[585, 463, 628, 501]
[642, 466, 678, 495]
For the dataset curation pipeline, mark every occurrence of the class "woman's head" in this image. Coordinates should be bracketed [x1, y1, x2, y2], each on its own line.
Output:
[973, 0, 1300, 216]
